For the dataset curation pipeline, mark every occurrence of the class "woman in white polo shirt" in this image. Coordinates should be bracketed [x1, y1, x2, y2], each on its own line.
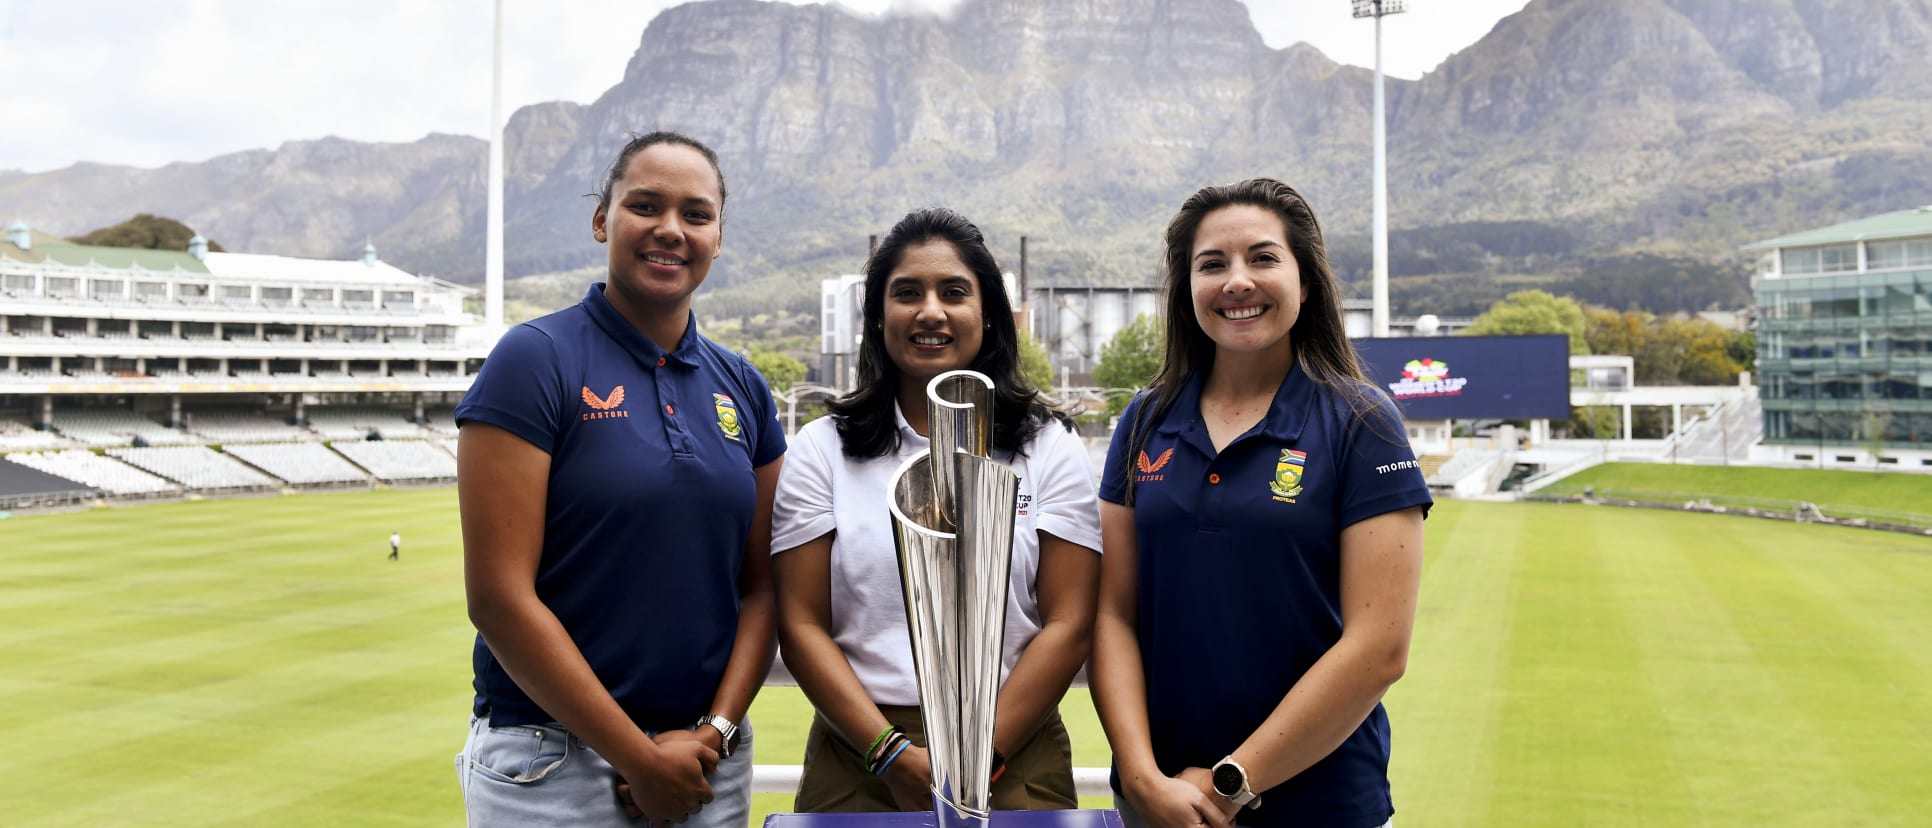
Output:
[772, 207, 1102, 812]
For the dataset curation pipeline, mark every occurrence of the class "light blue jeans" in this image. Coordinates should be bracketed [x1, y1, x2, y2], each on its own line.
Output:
[1114, 794, 1392, 828]
[458, 715, 754, 828]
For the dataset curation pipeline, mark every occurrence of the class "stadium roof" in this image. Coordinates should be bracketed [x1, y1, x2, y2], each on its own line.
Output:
[4, 233, 428, 286]
[1741, 205, 1932, 251]
[203, 251, 423, 286]
[2, 231, 210, 272]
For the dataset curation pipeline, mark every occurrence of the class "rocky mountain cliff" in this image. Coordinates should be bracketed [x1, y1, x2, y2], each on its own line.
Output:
[3, 0, 1929, 311]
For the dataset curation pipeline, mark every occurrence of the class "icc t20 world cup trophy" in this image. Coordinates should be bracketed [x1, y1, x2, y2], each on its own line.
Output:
[887, 370, 1019, 828]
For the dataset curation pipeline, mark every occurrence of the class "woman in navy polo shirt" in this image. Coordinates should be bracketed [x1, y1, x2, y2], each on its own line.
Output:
[771, 208, 1102, 812]
[1092, 179, 1431, 828]
[453, 132, 786, 827]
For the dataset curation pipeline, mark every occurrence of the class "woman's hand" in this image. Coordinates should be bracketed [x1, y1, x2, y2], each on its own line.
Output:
[881, 744, 935, 812]
[1125, 770, 1232, 828]
[612, 739, 718, 823]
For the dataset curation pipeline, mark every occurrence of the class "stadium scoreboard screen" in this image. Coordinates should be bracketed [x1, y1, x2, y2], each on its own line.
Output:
[1353, 334, 1571, 420]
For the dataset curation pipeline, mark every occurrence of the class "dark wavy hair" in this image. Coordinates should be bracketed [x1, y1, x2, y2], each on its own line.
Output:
[592, 131, 727, 215]
[1122, 178, 1393, 504]
[828, 207, 1067, 458]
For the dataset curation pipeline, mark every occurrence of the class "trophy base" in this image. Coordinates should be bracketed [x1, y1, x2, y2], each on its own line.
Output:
[764, 809, 1124, 828]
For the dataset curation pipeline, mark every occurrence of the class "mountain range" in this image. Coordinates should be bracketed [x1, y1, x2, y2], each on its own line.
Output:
[3, 0, 1930, 316]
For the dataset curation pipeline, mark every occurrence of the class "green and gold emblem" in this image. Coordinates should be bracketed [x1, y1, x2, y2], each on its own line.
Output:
[1271, 448, 1307, 499]
[714, 393, 742, 441]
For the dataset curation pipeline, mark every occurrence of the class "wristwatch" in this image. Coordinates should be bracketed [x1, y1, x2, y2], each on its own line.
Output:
[1211, 755, 1262, 810]
[696, 714, 742, 758]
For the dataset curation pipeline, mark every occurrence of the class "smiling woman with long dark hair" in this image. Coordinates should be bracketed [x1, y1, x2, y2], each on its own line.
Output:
[771, 207, 1101, 812]
[1091, 179, 1431, 828]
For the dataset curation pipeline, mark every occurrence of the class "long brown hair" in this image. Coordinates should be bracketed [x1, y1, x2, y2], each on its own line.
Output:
[1122, 178, 1391, 504]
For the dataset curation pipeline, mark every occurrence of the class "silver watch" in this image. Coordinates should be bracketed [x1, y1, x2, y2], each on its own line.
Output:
[696, 714, 740, 758]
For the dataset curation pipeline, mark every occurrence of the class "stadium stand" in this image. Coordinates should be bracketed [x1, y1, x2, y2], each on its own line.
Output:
[183, 407, 312, 444]
[5, 450, 178, 496]
[0, 456, 97, 510]
[50, 409, 191, 447]
[307, 406, 430, 441]
[223, 443, 370, 486]
[108, 446, 279, 492]
[331, 440, 456, 482]
[423, 406, 460, 438]
[0, 418, 72, 452]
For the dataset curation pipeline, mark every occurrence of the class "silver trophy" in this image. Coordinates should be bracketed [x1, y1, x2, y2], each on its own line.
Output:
[888, 370, 1019, 828]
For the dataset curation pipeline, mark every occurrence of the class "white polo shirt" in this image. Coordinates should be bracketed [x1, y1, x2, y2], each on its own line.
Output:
[771, 405, 1103, 706]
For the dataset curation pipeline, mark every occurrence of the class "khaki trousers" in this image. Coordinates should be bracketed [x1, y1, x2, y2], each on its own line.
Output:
[793, 704, 1078, 813]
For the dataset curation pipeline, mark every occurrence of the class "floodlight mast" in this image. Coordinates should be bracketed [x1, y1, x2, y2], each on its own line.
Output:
[484, 0, 506, 330]
[1352, 0, 1406, 337]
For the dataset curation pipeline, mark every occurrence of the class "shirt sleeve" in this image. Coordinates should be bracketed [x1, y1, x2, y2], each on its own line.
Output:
[1031, 421, 1103, 553]
[454, 324, 565, 454]
[1097, 393, 1148, 505]
[770, 422, 836, 555]
[1337, 390, 1434, 529]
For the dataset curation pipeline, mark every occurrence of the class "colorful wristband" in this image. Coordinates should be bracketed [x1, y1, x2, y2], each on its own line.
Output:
[865, 726, 899, 764]
[875, 739, 913, 776]
[989, 749, 1008, 784]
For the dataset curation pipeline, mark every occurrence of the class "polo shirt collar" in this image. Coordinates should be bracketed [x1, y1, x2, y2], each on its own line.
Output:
[892, 399, 928, 448]
[581, 283, 702, 369]
[1155, 358, 1314, 445]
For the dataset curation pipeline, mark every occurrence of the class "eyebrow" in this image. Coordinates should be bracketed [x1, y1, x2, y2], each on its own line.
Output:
[887, 274, 974, 288]
[619, 187, 718, 209]
[1194, 240, 1286, 261]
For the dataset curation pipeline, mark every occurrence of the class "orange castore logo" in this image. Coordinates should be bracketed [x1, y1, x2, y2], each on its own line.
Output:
[581, 385, 630, 420]
[1137, 448, 1173, 473]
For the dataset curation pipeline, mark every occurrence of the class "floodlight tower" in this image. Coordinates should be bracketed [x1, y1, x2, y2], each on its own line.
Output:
[1352, 0, 1406, 337]
[484, 0, 506, 330]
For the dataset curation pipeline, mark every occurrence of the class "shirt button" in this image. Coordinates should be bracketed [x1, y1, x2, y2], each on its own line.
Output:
[665, 405, 675, 415]
[1208, 473, 1221, 485]
[657, 357, 666, 367]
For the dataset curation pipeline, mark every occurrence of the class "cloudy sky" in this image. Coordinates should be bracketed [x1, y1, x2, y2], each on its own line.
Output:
[0, 0, 1530, 174]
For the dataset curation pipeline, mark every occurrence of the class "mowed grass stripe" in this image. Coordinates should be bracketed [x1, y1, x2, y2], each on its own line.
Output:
[24, 695, 467, 828]
[1592, 508, 1868, 824]
[1386, 500, 1520, 827]
[1488, 504, 1698, 822]
[1, 621, 469, 801]
[1701, 521, 1932, 820]
[1, 594, 466, 724]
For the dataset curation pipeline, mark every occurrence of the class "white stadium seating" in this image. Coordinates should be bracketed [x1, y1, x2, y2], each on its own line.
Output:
[109, 446, 279, 491]
[223, 443, 369, 486]
[184, 408, 313, 444]
[331, 439, 457, 482]
[0, 418, 73, 452]
[51, 409, 192, 447]
[5, 450, 178, 495]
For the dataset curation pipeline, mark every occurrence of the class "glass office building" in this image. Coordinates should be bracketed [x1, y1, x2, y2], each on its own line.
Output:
[1748, 207, 1932, 465]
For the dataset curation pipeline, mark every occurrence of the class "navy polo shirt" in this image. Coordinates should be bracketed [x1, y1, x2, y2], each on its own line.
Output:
[1099, 360, 1431, 827]
[455, 283, 785, 731]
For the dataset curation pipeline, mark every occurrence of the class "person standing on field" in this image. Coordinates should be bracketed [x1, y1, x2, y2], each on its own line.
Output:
[390, 530, 402, 561]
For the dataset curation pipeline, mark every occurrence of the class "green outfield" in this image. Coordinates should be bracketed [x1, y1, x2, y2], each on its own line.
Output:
[1545, 462, 1932, 516]
[3, 489, 1929, 826]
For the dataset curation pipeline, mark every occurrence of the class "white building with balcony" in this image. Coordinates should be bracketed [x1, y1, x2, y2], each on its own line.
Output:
[1, 223, 494, 431]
